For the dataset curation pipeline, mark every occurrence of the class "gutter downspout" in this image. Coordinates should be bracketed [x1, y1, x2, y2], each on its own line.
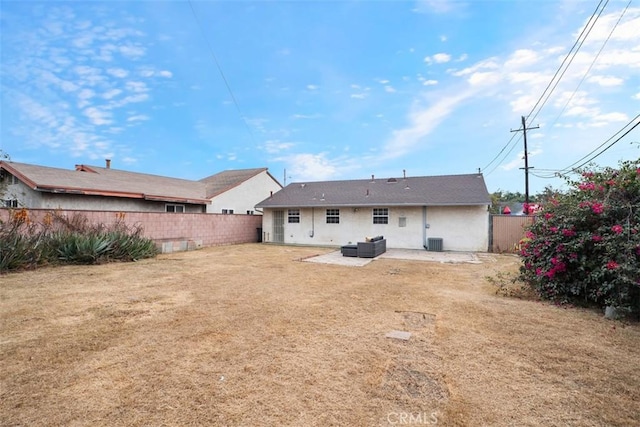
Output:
[422, 206, 428, 250]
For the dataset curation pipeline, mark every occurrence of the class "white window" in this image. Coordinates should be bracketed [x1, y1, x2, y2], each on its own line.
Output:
[373, 208, 389, 224]
[288, 209, 300, 223]
[4, 199, 18, 208]
[166, 204, 185, 213]
[326, 209, 340, 224]
[222, 209, 234, 214]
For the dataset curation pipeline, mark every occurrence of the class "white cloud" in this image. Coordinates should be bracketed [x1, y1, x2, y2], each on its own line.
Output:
[306, 84, 318, 90]
[119, 44, 145, 58]
[422, 79, 438, 86]
[587, 75, 624, 87]
[633, 92, 640, 100]
[281, 153, 337, 181]
[384, 91, 472, 158]
[591, 112, 629, 125]
[83, 107, 112, 125]
[440, 35, 447, 42]
[263, 139, 295, 154]
[413, 0, 460, 14]
[127, 114, 149, 122]
[157, 70, 173, 78]
[107, 68, 129, 78]
[451, 58, 499, 77]
[385, 86, 397, 93]
[424, 53, 451, 64]
[504, 49, 540, 68]
[125, 81, 149, 93]
[102, 89, 122, 100]
[291, 113, 322, 120]
[351, 93, 367, 99]
[468, 72, 501, 86]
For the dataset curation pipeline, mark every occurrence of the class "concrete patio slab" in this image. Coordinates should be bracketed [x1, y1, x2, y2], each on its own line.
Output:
[302, 248, 485, 266]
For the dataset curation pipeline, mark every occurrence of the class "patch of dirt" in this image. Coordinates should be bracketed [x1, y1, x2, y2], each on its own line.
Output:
[1, 243, 638, 426]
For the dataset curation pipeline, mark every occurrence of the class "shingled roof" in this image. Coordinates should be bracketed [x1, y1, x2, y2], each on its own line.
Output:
[200, 168, 278, 198]
[1, 161, 207, 205]
[255, 173, 490, 208]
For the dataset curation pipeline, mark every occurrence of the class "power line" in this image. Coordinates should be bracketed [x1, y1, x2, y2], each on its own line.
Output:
[483, 134, 522, 176]
[533, 114, 640, 179]
[187, 0, 257, 143]
[480, 132, 519, 172]
[481, 1, 608, 176]
[545, 0, 632, 133]
[527, 0, 610, 124]
[566, 115, 640, 170]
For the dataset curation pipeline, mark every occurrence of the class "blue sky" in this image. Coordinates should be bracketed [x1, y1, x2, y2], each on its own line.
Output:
[1, 0, 638, 195]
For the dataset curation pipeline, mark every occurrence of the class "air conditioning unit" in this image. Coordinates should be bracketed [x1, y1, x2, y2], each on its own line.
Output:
[427, 238, 443, 252]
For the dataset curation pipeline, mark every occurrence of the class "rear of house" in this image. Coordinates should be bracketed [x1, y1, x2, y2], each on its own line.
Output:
[255, 173, 491, 252]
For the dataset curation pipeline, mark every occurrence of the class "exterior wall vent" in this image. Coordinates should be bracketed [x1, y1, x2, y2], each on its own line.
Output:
[427, 237, 443, 252]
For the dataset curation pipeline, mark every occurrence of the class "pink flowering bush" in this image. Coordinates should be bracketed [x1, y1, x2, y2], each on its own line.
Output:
[519, 159, 640, 316]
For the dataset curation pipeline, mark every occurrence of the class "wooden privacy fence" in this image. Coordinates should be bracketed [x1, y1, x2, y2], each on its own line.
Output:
[0, 208, 263, 253]
[490, 215, 535, 253]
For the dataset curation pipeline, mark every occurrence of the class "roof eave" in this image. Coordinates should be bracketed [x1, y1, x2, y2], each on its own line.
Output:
[256, 201, 490, 208]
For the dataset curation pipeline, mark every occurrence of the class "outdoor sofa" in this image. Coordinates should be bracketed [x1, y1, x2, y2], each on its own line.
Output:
[341, 236, 386, 258]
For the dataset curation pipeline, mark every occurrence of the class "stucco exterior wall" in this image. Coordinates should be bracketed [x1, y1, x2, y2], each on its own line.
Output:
[6, 184, 204, 212]
[207, 171, 281, 214]
[424, 205, 489, 252]
[3, 180, 43, 207]
[260, 205, 489, 251]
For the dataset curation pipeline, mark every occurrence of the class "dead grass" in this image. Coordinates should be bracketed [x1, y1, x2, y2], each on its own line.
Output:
[1, 244, 638, 426]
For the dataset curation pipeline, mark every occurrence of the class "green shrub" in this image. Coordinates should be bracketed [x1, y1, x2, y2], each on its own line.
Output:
[518, 159, 640, 316]
[0, 211, 158, 272]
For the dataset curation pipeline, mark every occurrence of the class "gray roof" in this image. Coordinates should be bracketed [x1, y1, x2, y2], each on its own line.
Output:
[1, 161, 275, 205]
[200, 168, 280, 198]
[255, 174, 490, 208]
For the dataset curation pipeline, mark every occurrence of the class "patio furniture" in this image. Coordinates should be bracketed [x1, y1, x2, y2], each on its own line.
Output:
[340, 244, 358, 257]
[341, 236, 386, 258]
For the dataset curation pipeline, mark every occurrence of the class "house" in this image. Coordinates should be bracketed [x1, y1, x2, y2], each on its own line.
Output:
[0, 160, 281, 214]
[200, 168, 282, 215]
[255, 173, 491, 251]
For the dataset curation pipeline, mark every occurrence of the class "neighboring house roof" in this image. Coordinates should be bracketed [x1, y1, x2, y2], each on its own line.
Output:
[199, 168, 281, 198]
[255, 173, 491, 208]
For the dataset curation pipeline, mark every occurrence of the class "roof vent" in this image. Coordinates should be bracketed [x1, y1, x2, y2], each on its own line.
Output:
[387, 178, 397, 183]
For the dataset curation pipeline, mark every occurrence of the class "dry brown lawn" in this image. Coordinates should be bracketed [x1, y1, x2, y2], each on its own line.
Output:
[1, 244, 639, 426]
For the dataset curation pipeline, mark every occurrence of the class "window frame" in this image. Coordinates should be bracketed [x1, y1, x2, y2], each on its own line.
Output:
[373, 208, 389, 224]
[326, 208, 340, 224]
[288, 209, 300, 223]
[165, 204, 185, 213]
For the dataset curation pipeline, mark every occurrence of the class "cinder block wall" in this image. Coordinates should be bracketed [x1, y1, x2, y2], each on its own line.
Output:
[0, 209, 263, 250]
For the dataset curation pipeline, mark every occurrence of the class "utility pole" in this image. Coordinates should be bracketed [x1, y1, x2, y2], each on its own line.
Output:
[511, 116, 539, 213]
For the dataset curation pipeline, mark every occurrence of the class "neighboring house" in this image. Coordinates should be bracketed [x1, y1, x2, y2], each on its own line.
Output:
[0, 160, 281, 214]
[200, 168, 282, 215]
[255, 173, 491, 251]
